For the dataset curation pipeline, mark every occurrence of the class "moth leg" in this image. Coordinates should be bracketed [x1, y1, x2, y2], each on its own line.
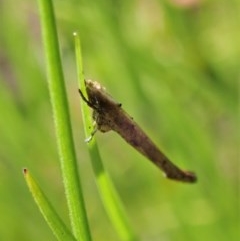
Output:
[84, 122, 98, 143]
[78, 89, 95, 109]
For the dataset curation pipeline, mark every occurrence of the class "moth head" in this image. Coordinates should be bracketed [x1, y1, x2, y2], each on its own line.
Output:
[84, 79, 121, 112]
[85, 79, 106, 92]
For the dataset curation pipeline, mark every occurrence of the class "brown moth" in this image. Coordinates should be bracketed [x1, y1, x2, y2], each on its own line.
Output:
[79, 79, 197, 183]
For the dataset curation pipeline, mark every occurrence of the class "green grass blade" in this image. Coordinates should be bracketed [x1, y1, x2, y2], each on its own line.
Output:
[23, 169, 76, 241]
[37, 1, 91, 240]
[74, 32, 138, 241]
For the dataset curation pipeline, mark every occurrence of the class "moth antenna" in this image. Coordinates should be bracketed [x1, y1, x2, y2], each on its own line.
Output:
[78, 89, 95, 108]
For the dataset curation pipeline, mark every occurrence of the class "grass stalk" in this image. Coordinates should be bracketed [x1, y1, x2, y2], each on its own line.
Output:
[37, 1, 91, 240]
[74, 32, 138, 241]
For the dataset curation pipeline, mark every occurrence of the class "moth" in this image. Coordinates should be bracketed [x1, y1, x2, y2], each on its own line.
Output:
[79, 79, 197, 183]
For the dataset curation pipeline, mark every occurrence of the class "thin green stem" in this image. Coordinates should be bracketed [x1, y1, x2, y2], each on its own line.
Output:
[37, 1, 91, 241]
[74, 32, 138, 241]
[23, 169, 76, 241]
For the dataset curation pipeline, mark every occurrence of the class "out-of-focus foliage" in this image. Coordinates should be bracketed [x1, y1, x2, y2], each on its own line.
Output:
[0, 0, 238, 240]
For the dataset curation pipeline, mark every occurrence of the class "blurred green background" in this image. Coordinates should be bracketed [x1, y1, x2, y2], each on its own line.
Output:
[0, 0, 238, 240]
